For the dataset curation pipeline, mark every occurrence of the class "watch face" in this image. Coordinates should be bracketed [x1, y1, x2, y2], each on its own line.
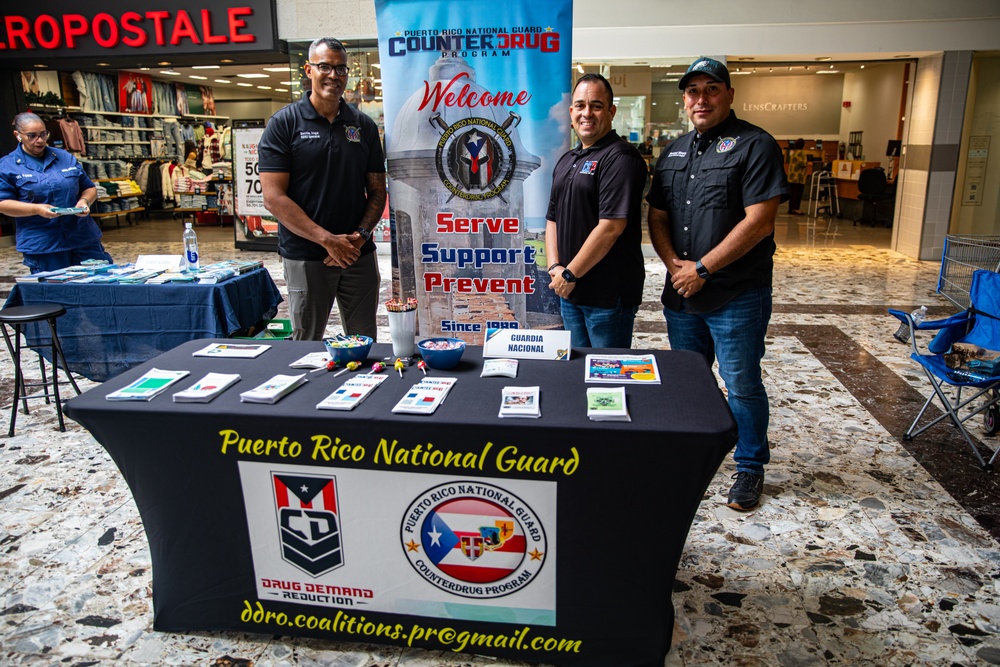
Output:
[561, 268, 575, 282]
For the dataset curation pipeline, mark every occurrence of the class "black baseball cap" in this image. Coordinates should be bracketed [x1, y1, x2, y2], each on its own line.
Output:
[678, 57, 731, 90]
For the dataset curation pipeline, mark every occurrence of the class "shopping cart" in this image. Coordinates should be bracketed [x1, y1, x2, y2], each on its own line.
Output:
[937, 235, 1000, 309]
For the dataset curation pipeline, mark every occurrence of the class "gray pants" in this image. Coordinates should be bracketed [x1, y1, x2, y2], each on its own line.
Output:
[282, 252, 380, 341]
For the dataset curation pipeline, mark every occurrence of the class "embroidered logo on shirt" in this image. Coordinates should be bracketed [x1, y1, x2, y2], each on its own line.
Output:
[717, 137, 737, 153]
[667, 150, 687, 158]
[345, 126, 361, 142]
[579, 161, 598, 175]
[299, 131, 321, 139]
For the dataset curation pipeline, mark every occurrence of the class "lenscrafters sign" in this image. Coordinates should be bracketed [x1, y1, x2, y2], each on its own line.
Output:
[736, 73, 843, 136]
[0, 1, 278, 65]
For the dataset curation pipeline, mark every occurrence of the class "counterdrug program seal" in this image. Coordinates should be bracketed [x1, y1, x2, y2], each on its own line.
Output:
[429, 112, 520, 203]
[401, 480, 547, 599]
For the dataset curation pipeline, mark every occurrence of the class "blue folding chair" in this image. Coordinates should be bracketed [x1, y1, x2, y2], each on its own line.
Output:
[889, 269, 1000, 470]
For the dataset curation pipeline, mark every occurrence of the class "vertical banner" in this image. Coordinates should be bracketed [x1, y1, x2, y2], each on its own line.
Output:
[376, 0, 572, 342]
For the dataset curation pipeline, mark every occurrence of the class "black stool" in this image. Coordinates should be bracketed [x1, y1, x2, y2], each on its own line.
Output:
[0, 304, 81, 436]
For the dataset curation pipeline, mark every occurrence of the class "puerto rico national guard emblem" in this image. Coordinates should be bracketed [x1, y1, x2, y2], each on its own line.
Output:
[272, 472, 344, 577]
[429, 112, 520, 203]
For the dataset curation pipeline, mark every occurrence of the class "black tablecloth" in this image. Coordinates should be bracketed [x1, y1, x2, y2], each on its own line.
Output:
[66, 340, 736, 667]
[4, 268, 282, 381]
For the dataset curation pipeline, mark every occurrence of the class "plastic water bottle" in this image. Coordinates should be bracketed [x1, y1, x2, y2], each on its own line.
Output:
[893, 305, 927, 343]
[183, 222, 200, 272]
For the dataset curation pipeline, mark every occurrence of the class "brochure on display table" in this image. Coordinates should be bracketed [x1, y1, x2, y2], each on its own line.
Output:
[239, 374, 308, 404]
[481, 358, 519, 378]
[193, 343, 271, 359]
[316, 373, 389, 410]
[586, 386, 631, 421]
[391, 377, 458, 415]
[498, 385, 541, 418]
[105, 369, 190, 401]
[584, 353, 661, 384]
[172, 373, 242, 403]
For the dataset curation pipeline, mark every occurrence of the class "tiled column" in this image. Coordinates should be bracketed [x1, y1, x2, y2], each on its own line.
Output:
[893, 51, 973, 260]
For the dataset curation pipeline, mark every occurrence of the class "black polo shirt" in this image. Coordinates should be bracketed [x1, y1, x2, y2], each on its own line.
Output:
[258, 95, 386, 261]
[646, 111, 788, 313]
[546, 130, 647, 308]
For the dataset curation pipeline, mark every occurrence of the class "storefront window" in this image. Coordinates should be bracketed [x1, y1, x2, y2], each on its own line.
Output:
[285, 39, 383, 134]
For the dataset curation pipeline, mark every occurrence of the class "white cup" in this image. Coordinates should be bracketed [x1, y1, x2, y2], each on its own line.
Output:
[387, 310, 416, 357]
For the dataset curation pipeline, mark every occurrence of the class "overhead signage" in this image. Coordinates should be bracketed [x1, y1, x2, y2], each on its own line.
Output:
[0, 1, 279, 60]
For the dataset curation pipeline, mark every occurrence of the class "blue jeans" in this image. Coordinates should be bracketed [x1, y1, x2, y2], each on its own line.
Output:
[23, 241, 113, 273]
[664, 287, 771, 474]
[560, 297, 637, 348]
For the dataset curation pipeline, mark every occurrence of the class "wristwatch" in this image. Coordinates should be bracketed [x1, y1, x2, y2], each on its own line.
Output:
[357, 227, 373, 242]
[695, 260, 711, 281]
[561, 268, 577, 283]
[547, 262, 562, 272]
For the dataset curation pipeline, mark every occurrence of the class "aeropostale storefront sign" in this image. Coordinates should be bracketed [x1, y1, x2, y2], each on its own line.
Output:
[0, 0, 278, 60]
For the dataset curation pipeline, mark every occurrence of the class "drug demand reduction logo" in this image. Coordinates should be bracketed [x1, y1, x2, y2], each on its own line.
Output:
[401, 480, 547, 599]
[429, 112, 520, 203]
[272, 472, 344, 577]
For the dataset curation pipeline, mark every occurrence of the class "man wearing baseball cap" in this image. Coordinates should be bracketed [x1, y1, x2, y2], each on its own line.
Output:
[646, 56, 788, 511]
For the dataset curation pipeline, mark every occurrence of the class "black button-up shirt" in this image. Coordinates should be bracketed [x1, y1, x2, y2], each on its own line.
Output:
[646, 111, 788, 313]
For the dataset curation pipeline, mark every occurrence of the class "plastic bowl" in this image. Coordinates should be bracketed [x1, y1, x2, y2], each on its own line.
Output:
[417, 337, 467, 370]
[323, 335, 374, 365]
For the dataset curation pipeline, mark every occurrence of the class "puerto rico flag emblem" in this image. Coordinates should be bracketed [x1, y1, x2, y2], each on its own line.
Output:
[272, 473, 344, 577]
[401, 481, 547, 599]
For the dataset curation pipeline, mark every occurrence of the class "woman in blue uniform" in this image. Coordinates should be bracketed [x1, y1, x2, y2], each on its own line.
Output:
[0, 112, 113, 273]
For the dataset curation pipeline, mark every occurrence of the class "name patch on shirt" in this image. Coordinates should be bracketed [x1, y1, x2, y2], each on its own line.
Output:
[667, 150, 686, 158]
[579, 161, 597, 175]
[299, 131, 321, 139]
[717, 137, 738, 153]
[345, 126, 361, 142]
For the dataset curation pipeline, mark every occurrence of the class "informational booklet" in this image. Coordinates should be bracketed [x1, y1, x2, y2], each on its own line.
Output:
[172, 372, 241, 403]
[585, 354, 661, 384]
[481, 358, 519, 378]
[239, 374, 307, 404]
[136, 254, 184, 271]
[289, 351, 332, 369]
[316, 373, 388, 410]
[586, 386, 631, 422]
[391, 377, 459, 415]
[499, 386, 541, 418]
[106, 369, 190, 401]
[193, 343, 270, 359]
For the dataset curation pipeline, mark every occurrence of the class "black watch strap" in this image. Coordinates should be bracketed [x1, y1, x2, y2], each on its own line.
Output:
[695, 260, 711, 281]
[561, 268, 577, 283]
[357, 227, 372, 241]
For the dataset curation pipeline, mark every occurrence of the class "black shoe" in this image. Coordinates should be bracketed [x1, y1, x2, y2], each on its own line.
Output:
[727, 471, 764, 511]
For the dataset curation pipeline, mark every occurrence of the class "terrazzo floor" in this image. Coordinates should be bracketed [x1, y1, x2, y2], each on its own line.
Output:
[0, 212, 998, 666]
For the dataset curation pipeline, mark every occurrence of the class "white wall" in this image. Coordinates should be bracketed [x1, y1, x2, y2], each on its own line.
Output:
[215, 99, 290, 123]
[838, 63, 906, 164]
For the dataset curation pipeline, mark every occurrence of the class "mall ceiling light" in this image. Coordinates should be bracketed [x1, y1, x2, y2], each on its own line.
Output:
[190, 75, 208, 80]
[192, 65, 220, 69]
[160, 70, 182, 76]
[214, 79, 232, 84]
[237, 73, 269, 79]
[263, 66, 291, 72]
[236, 82, 253, 87]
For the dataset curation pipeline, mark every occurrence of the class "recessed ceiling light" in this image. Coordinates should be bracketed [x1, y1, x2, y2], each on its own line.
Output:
[220, 59, 234, 63]
[34, 64, 48, 68]
[190, 75, 208, 80]
[257, 85, 272, 89]
[214, 79, 232, 84]
[817, 70, 840, 74]
[160, 70, 182, 76]
[236, 82, 253, 87]
[192, 65, 220, 70]
[815, 56, 832, 61]
[860, 65, 866, 69]
[280, 80, 296, 85]
[263, 66, 291, 72]
[275, 88, 288, 92]
[96, 62, 110, 67]
[237, 73, 269, 79]
[157, 61, 171, 66]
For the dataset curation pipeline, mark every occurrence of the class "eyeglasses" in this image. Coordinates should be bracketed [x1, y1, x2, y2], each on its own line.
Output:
[307, 62, 349, 77]
[19, 131, 50, 141]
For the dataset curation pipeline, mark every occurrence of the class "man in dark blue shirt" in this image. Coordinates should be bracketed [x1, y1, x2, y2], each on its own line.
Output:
[646, 57, 788, 511]
[259, 37, 387, 341]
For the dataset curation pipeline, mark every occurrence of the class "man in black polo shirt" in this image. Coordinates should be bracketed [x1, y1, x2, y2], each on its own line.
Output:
[259, 37, 387, 341]
[646, 57, 788, 511]
[545, 73, 647, 348]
